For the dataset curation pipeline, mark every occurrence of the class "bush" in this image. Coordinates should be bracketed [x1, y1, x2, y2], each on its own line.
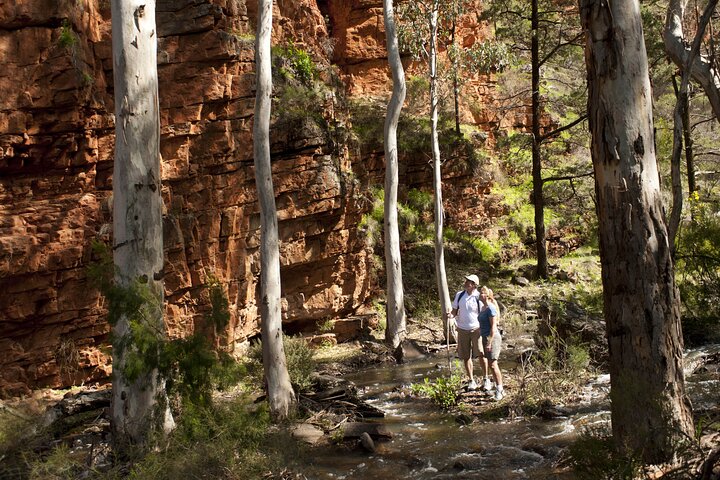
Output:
[88, 242, 244, 410]
[566, 425, 642, 480]
[676, 195, 720, 344]
[411, 371, 463, 409]
[58, 21, 76, 49]
[273, 44, 317, 85]
[125, 397, 278, 480]
[247, 336, 316, 393]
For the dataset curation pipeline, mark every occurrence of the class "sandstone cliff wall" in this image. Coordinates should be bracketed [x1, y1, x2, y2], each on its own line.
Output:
[0, 0, 501, 396]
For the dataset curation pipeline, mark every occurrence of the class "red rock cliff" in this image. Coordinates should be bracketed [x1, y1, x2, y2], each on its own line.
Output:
[0, 0, 500, 396]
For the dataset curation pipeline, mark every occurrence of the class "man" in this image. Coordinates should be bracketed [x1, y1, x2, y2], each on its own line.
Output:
[449, 274, 482, 390]
[479, 285, 504, 400]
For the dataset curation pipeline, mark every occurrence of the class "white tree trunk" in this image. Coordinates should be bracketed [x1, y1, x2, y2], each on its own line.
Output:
[383, 0, 408, 351]
[110, 0, 174, 446]
[254, 0, 296, 420]
[429, 2, 452, 334]
[581, 0, 694, 462]
[664, 0, 720, 122]
[667, 0, 717, 250]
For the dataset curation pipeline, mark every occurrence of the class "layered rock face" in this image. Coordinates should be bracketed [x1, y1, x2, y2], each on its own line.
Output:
[0, 0, 498, 396]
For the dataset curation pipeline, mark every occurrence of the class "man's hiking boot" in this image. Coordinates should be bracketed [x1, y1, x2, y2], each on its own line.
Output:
[467, 379, 478, 391]
[482, 378, 492, 392]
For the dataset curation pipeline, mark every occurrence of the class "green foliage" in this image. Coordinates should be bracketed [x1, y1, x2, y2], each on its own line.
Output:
[247, 336, 316, 393]
[411, 370, 463, 409]
[316, 317, 335, 333]
[206, 274, 231, 332]
[88, 241, 244, 409]
[349, 99, 385, 153]
[567, 425, 643, 480]
[273, 43, 317, 85]
[372, 299, 387, 332]
[406, 188, 433, 213]
[676, 194, 720, 344]
[28, 444, 83, 480]
[536, 325, 591, 376]
[270, 43, 330, 134]
[350, 97, 481, 172]
[125, 397, 278, 480]
[469, 236, 502, 263]
[463, 41, 514, 73]
[406, 75, 429, 109]
[567, 281, 603, 316]
[58, 20, 76, 49]
[273, 83, 327, 130]
[359, 186, 435, 248]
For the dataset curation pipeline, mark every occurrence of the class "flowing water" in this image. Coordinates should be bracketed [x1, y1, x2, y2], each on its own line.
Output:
[287, 345, 720, 479]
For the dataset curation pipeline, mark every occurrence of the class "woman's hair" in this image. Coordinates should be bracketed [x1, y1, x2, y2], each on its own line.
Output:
[480, 286, 499, 307]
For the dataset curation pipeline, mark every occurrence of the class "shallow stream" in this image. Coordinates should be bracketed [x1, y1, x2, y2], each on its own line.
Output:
[287, 344, 720, 479]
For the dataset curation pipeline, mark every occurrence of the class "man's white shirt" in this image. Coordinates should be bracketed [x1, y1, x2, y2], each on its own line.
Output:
[452, 290, 481, 331]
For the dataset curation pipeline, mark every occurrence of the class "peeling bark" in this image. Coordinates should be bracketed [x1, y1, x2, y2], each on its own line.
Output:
[110, 0, 174, 447]
[581, 0, 694, 462]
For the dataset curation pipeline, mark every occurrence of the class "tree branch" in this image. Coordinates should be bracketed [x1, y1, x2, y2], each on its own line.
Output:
[541, 171, 594, 184]
[538, 114, 588, 143]
[539, 32, 584, 67]
[664, 0, 720, 122]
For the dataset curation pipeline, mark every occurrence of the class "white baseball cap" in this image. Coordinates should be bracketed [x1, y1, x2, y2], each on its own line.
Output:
[464, 274, 480, 285]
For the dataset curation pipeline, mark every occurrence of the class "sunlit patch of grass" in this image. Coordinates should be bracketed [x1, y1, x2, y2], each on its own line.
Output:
[312, 341, 364, 364]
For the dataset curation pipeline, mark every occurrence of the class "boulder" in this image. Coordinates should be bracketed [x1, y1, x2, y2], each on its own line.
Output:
[342, 422, 392, 440]
[292, 423, 326, 445]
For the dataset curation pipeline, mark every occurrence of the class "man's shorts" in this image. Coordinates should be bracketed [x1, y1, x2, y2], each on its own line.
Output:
[482, 334, 502, 361]
[457, 328, 481, 360]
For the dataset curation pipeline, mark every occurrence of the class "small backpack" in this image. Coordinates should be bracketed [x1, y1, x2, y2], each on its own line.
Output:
[456, 290, 482, 311]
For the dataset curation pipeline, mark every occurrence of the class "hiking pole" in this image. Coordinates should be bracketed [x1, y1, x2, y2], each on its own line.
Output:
[446, 311, 453, 372]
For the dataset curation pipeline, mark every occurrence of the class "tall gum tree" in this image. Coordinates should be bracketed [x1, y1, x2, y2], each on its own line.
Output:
[110, 0, 174, 447]
[398, 0, 453, 338]
[253, 0, 296, 420]
[383, 0, 408, 351]
[580, 0, 694, 462]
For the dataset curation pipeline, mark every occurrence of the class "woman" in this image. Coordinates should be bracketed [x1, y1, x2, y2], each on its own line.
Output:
[479, 285, 505, 400]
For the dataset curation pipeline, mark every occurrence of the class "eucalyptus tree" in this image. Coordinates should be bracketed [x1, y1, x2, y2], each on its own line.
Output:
[665, 0, 720, 122]
[662, 0, 719, 253]
[110, 0, 174, 447]
[485, 0, 587, 278]
[253, 0, 296, 420]
[383, 0, 408, 351]
[397, 0, 453, 338]
[581, 0, 694, 462]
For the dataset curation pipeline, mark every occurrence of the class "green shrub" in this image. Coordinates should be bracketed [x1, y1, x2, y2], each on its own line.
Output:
[88, 242, 244, 410]
[676, 194, 720, 344]
[247, 336, 316, 393]
[372, 299, 387, 332]
[273, 44, 317, 85]
[470, 236, 501, 262]
[567, 425, 642, 480]
[411, 371, 463, 409]
[316, 317, 335, 333]
[359, 212, 382, 249]
[58, 21, 76, 49]
[406, 188, 433, 214]
[28, 444, 83, 480]
[126, 397, 277, 480]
